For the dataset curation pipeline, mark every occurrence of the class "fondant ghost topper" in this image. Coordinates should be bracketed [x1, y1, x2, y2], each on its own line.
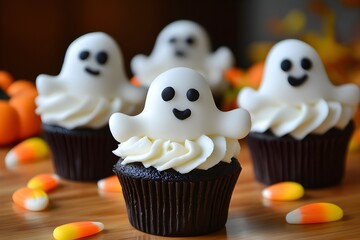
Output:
[110, 67, 251, 143]
[36, 32, 145, 104]
[131, 20, 234, 96]
[237, 39, 359, 139]
[239, 39, 359, 107]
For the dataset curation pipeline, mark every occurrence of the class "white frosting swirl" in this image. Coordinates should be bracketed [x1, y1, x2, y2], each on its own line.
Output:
[239, 88, 356, 140]
[113, 135, 240, 174]
[36, 93, 138, 129]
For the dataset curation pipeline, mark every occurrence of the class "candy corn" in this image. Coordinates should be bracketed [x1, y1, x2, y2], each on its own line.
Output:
[349, 129, 360, 152]
[286, 202, 343, 224]
[97, 175, 122, 192]
[27, 173, 60, 192]
[5, 137, 50, 169]
[12, 187, 49, 211]
[53, 221, 104, 240]
[262, 181, 304, 201]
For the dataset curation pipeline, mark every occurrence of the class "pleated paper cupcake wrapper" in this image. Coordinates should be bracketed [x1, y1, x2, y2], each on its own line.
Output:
[247, 122, 354, 188]
[43, 124, 118, 181]
[116, 167, 241, 236]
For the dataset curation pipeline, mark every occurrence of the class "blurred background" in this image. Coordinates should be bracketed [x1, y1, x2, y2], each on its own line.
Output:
[0, 0, 359, 150]
[0, 0, 238, 80]
[0, 0, 360, 85]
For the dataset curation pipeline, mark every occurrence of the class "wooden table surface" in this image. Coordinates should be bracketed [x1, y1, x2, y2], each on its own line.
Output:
[0, 141, 359, 240]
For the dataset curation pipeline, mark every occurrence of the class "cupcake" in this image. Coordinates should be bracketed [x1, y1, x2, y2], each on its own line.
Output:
[36, 32, 146, 181]
[130, 20, 234, 99]
[110, 67, 251, 236]
[237, 39, 360, 188]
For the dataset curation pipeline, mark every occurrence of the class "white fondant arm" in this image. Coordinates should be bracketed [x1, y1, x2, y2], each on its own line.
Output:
[237, 87, 272, 110]
[109, 112, 142, 143]
[130, 54, 149, 75]
[36, 74, 63, 96]
[204, 48, 233, 94]
[332, 84, 360, 109]
[117, 83, 147, 105]
[208, 47, 234, 70]
[216, 108, 251, 139]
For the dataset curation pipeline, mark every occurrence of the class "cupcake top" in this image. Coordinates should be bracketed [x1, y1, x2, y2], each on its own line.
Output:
[131, 20, 234, 96]
[238, 39, 360, 139]
[36, 32, 146, 129]
[110, 67, 251, 173]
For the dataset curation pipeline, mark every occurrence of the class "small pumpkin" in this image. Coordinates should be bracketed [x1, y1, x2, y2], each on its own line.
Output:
[221, 62, 264, 111]
[0, 71, 41, 146]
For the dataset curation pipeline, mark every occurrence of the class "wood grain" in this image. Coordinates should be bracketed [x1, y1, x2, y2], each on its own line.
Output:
[0, 142, 359, 240]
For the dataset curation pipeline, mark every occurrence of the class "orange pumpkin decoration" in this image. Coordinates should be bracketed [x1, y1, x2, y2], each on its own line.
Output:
[221, 62, 265, 111]
[0, 71, 41, 146]
[224, 61, 264, 89]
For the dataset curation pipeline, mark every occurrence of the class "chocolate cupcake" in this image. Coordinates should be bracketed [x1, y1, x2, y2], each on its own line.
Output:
[238, 39, 360, 188]
[110, 67, 251, 236]
[35, 32, 146, 181]
[114, 158, 241, 236]
[42, 124, 117, 181]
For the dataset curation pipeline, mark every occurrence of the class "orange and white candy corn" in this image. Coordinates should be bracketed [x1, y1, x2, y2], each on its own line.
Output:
[53, 221, 104, 240]
[262, 181, 304, 201]
[27, 173, 60, 192]
[5, 137, 50, 169]
[97, 175, 121, 192]
[12, 187, 49, 211]
[286, 202, 343, 224]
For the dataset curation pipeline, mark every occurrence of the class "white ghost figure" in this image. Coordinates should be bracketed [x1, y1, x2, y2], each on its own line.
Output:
[242, 39, 359, 106]
[110, 67, 250, 142]
[37, 32, 145, 102]
[36, 32, 146, 129]
[238, 39, 359, 139]
[131, 20, 234, 96]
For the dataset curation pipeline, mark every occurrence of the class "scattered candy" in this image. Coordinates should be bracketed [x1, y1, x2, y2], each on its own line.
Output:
[97, 175, 121, 192]
[286, 202, 343, 224]
[53, 221, 104, 240]
[262, 181, 304, 201]
[12, 187, 49, 211]
[5, 137, 50, 169]
[27, 173, 60, 192]
[349, 129, 360, 152]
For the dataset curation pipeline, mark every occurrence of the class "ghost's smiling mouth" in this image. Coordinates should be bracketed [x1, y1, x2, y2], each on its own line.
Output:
[288, 74, 308, 87]
[175, 49, 186, 58]
[85, 67, 100, 76]
[173, 108, 191, 120]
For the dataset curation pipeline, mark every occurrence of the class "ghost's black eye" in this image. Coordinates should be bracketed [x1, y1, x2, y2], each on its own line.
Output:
[96, 51, 108, 65]
[281, 59, 292, 72]
[187, 88, 199, 102]
[301, 58, 312, 70]
[79, 50, 90, 60]
[186, 36, 195, 46]
[169, 37, 177, 44]
[161, 87, 175, 101]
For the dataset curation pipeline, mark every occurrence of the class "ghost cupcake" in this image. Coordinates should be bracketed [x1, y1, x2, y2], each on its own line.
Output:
[110, 67, 251, 236]
[36, 32, 146, 181]
[131, 20, 234, 98]
[238, 39, 360, 188]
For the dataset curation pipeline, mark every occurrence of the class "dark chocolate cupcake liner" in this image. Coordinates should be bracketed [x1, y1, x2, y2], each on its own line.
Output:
[43, 124, 118, 181]
[114, 159, 241, 236]
[247, 122, 354, 188]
